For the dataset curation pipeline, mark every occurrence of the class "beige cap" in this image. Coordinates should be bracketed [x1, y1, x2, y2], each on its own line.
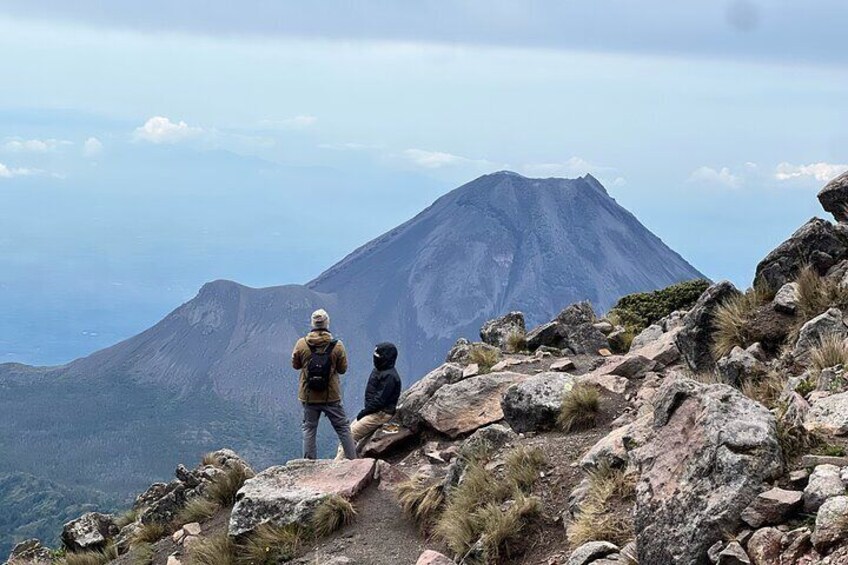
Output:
[311, 309, 330, 330]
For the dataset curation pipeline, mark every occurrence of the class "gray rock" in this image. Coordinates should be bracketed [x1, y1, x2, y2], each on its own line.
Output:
[740, 488, 803, 528]
[818, 171, 848, 223]
[5, 540, 52, 565]
[501, 372, 577, 433]
[480, 311, 525, 350]
[459, 423, 517, 457]
[140, 481, 187, 526]
[632, 378, 782, 565]
[812, 495, 848, 551]
[755, 217, 848, 290]
[746, 527, 782, 565]
[805, 391, 848, 435]
[630, 328, 682, 369]
[675, 281, 741, 373]
[630, 324, 664, 350]
[228, 458, 375, 537]
[773, 282, 800, 314]
[396, 363, 463, 429]
[593, 321, 614, 335]
[603, 354, 658, 379]
[801, 454, 848, 467]
[716, 346, 764, 387]
[525, 321, 568, 351]
[803, 464, 845, 513]
[566, 541, 619, 565]
[550, 357, 576, 372]
[793, 308, 848, 363]
[446, 338, 472, 363]
[420, 372, 527, 438]
[565, 323, 610, 356]
[61, 512, 119, 552]
[133, 482, 172, 511]
[580, 414, 652, 471]
[717, 541, 750, 565]
[557, 302, 598, 326]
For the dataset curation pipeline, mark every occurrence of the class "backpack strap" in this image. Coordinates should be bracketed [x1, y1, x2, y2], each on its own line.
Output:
[324, 340, 337, 355]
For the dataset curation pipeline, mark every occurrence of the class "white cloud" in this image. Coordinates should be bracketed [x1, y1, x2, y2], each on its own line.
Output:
[688, 165, 742, 188]
[0, 163, 41, 178]
[520, 157, 611, 178]
[774, 162, 848, 182]
[403, 148, 491, 169]
[3, 138, 71, 152]
[133, 116, 204, 144]
[258, 115, 318, 129]
[83, 137, 103, 157]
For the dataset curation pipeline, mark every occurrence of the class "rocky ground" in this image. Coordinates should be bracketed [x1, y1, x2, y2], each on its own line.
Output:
[10, 171, 848, 564]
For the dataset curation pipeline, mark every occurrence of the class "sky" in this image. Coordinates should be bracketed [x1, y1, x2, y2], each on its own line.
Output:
[1, 1, 847, 365]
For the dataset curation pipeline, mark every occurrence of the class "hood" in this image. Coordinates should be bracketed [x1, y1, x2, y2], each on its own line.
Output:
[305, 330, 333, 347]
[373, 342, 398, 371]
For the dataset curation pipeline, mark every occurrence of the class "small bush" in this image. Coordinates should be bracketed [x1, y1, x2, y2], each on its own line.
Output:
[607, 279, 711, 335]
[505, 331, 527, 354]
[207, 465, 253, 507]
[504, 446, 547, 490]
[131, 522, 170, 545]
[711, 285, 773, 359]
[310, 495, 356, 538]
[567, 462, 636, 548]
[396, 475, 445, 526]
[187, 533, 236, 565]
[469, 345, 500, 373]
[236, 524, 303, 565]
[558, 384, 600, 432]
[811, 334, 848, 374]
[176, 497, 221, 526]
[127, 543, 153, 565]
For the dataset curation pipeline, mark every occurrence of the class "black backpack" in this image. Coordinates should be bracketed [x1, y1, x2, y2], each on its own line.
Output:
[305, 340, 337, 391]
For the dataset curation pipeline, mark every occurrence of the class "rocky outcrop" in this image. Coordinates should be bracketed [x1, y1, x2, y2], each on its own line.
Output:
[793, 308, 848, 362]
[480, 312, 525, 350]
[755, 218, 848, 290]
[632, 378, 782, 565]
[740, 488, 803, 528]
[229, 458, 375, 537]
[580, 413, 651, 471]
[419, 371, 527, 437]
[4, 540, 51, 565]
[716, 346, 764, 386]
[818, 171, 848, 223]
[396, 363, 464, 429]
[803, 464, 845, 513]
[805, 391, 848, 435]
[566, 541, 620, 565]
[61, 512, 119, 552]
[812, 495, 848, 551]
[773, 282, 800, 314]
[525, 302, 609, 355]
[501, 372, 576, 433]
[675, 281, 741, 372]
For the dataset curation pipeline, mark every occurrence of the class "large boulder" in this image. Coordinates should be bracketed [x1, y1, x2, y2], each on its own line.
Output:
[632, 378, 783, 565]
[803, 464, 845, 513]
[480, 311, 525, 350]
[773, 282, 800, 314]
[139, 481, 187, 525]
[61, 512, 119, 552]
[812, 495, 848, 551]
[580, 413, 652, 471]
[754, 218, 848, 290]
[630, 328, 682, 369]
[675, 281, 741, 373]
[740, 488, 803, 528]
[359, 423, 416, 457]
[229, 458, 375, 537]
[420, 372, 527, 438]
[792, 308, 848, 362]
[716, 346, 764, 386]
[5, 540, 52, 565]
[500, 372, 577, 433]
[396, 363, 463, 429]
[818, 171, 848, 223]
[566, 541, 620, 565]
[805, 391, 848, 435]
[525, 321, 568, 351]
[526, 302, 609, 355]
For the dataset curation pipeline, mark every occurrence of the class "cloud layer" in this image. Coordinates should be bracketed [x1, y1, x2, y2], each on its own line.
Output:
[134, 116, 203, 144]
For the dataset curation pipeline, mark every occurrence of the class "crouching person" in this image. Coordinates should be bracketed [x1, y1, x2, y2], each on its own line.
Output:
[336, 342, 402, 459]
[292, 309, 358, 460]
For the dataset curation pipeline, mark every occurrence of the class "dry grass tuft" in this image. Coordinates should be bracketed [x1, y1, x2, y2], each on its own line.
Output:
[558, 383, 601, 432]
[711, 285, 772, 359]
[127, 543, 154, 565]
[505, 331, 527, 354]
[740, 370, 785, 409]
[795, 266, 848, 321]
[396, 474, 445, 526]
[236, 524, 303, 565]
[310, 495, 357, 538]
[691, 370, 730, 385]
[61, 546, 119, 565]
[468, 345, 501, 373]
[504, 446, 547, 490]
[207, 465, 253, 508]
[475, 494, 542, 561]
[567, 462, 636, 548]
[811, 334, 848, 374]
[176, 497, 221, 526]
[131, 522, 170, 545]
[187, 533, 236, 565]
[114, 508, 139, 529]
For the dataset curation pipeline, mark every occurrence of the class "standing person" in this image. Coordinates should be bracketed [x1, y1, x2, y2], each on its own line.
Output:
[291, 309, 358, 460]
[336, 342, 402, 459]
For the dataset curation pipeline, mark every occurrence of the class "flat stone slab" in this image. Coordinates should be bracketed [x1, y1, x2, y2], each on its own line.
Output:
[741, 487, 803, 528]
[420, 371, 527, 438]
[360, 424, 416, 457]
[229, 458, 375, 537]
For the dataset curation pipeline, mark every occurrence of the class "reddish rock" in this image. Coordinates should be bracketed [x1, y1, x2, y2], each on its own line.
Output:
[416, 550, 454, 565]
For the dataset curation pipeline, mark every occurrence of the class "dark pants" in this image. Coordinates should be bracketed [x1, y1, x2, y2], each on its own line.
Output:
[302, 401, 358, 460]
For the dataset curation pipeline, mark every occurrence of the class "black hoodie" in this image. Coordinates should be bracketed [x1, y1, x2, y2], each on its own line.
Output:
[358, 342, 402, 419]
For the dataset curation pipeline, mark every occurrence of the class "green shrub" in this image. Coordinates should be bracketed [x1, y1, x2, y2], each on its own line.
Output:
[607, 279, 711, 335]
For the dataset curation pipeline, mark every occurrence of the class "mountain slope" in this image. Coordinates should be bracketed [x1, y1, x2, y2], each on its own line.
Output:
[0, 171, 702, 536]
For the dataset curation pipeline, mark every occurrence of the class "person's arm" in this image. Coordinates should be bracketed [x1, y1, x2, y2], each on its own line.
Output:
[291, 339, 304, 370]
[335, 341, 348, 375]
[358, 372, 400, 420]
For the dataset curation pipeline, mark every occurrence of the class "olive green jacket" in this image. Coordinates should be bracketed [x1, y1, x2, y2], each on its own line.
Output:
[291, 330, 348, 404]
